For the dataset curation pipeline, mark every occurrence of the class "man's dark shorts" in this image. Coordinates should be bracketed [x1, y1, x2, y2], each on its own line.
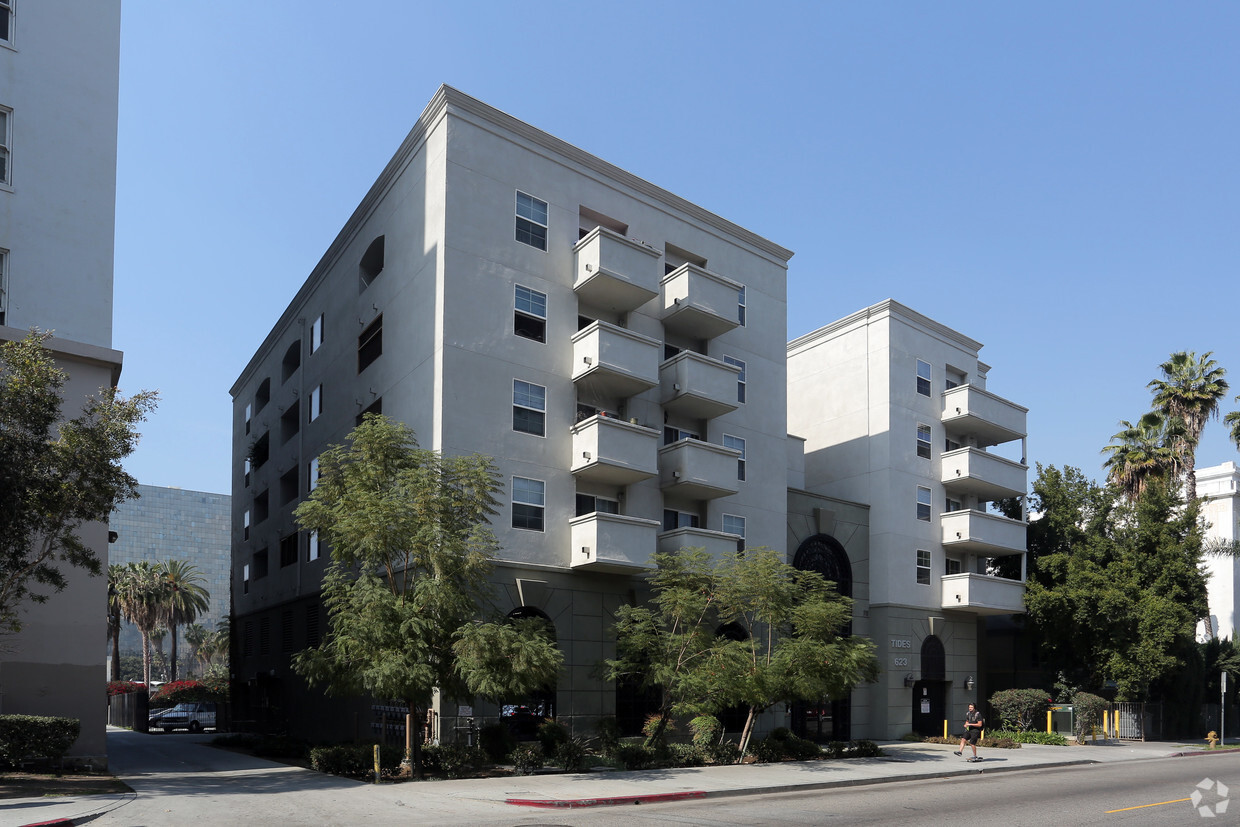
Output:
[964, 728, 980, 745]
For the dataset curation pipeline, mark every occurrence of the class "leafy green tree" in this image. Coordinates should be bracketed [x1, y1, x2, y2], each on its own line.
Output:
[291, 415, 562, 776]
[1100, 412, 1184, 501]
[1148, 350, 1229, 502]
[0, 331, 157, 640]
[157, 559, 210, 683]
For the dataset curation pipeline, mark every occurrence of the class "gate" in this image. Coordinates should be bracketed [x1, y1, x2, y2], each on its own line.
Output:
[1113, 702, 1161, 741]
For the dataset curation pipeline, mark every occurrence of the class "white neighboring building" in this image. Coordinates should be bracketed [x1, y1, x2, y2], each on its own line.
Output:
[787, 300, 1028, 740]
[0, 1, 124, 766]
[1197, 461, 1240, 641]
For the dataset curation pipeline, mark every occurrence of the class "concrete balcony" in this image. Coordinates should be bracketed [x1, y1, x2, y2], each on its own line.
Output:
[571, 321, 660, 399]
[660, 264, 742, 340]
[573, 227, 661, 313]
[657, 527, 742, 559]
[941, 573, 1026, 616]
[941, 448, 1027, 501]
[941, 509, 1027, 557]
[941, 385, 1027, 448]
[659, 351, 741, 420]
[570, 416, 659, 486]
[658, 438, 742, 500]
[569, 512, 661, 574]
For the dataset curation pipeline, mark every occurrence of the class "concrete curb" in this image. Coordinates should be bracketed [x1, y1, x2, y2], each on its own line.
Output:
[507, 790, 707, 808]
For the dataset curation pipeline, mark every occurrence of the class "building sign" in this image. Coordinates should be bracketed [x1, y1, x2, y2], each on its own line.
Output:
[890, 638, 912, 650]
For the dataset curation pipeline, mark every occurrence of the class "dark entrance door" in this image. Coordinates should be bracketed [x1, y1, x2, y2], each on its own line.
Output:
[793, 697, 851, 742]
[911, 680, 946, 737]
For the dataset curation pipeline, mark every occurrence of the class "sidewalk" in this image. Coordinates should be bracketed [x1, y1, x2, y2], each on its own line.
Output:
[8, 736, 1233, 826]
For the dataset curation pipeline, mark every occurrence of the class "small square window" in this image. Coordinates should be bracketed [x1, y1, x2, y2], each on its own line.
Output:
[724, 356, 746, 403]
[917, 423, 932, 459]
[916, 550, 931, 585]
[723, 434, 746, 481]
[512, 476, 545, 531]
[514, 285, 547, 342]
[917, 487, 932, 522]
[513, 380, 546, 436]
[516, 192, 548, 250]
[916, 359, 932, 397]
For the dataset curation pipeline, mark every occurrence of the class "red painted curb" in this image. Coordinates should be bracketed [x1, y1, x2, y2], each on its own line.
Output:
[507, 790, 707, 808]
[19, 819, 74, 827]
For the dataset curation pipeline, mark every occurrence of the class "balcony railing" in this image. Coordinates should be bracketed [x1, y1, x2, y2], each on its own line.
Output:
[941, 509, 1026, 556]
[658, 438, 742, 500]
[660, 264, 743, 340]
[941, 447, 1027, 501]
[657, 527, 742, 559]
[941, 385, 1027, 448]
[573, 227, 661, 313]
[570, 416, 659, 486]
[660, 351, 741, 420]
[571, 321, 660, 399]
[941, 572, 1026, 615]
[569, 512, 661, 573]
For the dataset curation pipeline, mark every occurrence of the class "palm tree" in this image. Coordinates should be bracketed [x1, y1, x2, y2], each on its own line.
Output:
[106, 564, 125, 681]
[114, 561, 169, 687]
[157, 560, 210, 682]
[1149, 351, 1230, 502]
[1101, 412, 1184, 501]
[183, 623, 210, 678]
[150, 626, 169, 682]
[1226, 396, 1240, 453]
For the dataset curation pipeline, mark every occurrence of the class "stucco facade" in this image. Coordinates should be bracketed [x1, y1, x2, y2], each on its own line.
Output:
[1197, 462, 1240, 640]
[229, 86, 793, 742]
[0, 1, 123, 766]
[787, 300, 1028, 739]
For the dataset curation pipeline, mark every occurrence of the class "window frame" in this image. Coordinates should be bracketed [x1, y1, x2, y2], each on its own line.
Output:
[723, 433, 746, 481]
[514, 284, 547, 343]
[0, 1, 13, 47]
[515, 191, 549, 251]
[0, 106, 11, 187]
[723, 513, 746, 552]
[662, 509, 700, 531]
[511, 476, 546, 531]
[357, 314, 382, 372]
[243, 509, 251, 541]
[512, 379, 547, 437]
[0, 247, 7, 326]
[308, 456, 320, 492]
[310, 313, 324, 354]
[916, 549, 932, 585]
[917, 423, 932, 459]
[723, 355, 747, 403]
[916, 359, 932, 397]
[917, 486, 932, 522]
[307, 529, 321, 562]
[737, 286, 747, 326]
[308, 384, 323, 422]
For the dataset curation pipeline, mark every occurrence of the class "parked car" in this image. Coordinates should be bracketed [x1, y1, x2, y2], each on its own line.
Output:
[149, 702, 217, 733]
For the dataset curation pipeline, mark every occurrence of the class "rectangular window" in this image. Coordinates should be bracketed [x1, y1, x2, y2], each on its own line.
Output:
[723, 514, 746, 553]
[663, 426, 700, 445]
[917, 423, 932, 459]
[515, 191, 548, 250]
[575, 493, 619, 516]
[737, 286, 747, 326]
[662, 509, 700, 531]
[243, 509, 251, 541]
[0, 1, 11, 45]
[916, 359, 932, 397]
[514, 285, 547, 342]
[358, 314, 382, 372]
[945, 437, 962, 452]
[279, 533, 298, 568]
[307, 529, 320, 562]
[0, 248, 7, 326]
[916, 550, 932, 585]
[0, 107, 10, 186]
[724, 356, 747, 403]
[310, 313, 324, 354]
[244, 402, 252, 435]
[945, 557, 962, 575]
[513, 380, 546, 436]
[946, 496, 962, 513]
[724, 434, 746, 481]
[356, 397, 381, 427]
[308, 457, 320, 492]
[253, 548, 269, 579]
[917, 487, 932, 522]
[512, 476, 545, 531]
[243, 458, 251, 488]
[308, 384, 322, 422]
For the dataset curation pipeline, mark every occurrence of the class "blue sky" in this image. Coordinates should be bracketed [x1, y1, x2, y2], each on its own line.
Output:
[112, 1, 1240, 496]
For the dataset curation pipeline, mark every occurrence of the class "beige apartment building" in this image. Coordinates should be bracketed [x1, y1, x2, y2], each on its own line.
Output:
[229, 86, 795, 742]
[0, 0, 124, 765]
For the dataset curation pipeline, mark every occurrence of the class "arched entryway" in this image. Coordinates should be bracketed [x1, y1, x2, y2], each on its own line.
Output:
[502, 607, 557, 739]
[791, 534, 853, 742]
[911, 635, 946, 737]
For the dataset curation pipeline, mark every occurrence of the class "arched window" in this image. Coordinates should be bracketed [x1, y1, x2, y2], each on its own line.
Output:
[359, 235, 385, 291]
[502, 607, 557, 738]
[792, 534, 853, 597]
[921, 635, 946, 681]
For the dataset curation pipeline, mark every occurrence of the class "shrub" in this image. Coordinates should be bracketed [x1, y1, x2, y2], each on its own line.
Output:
[509, 743, 544, 775]
[846, 739, 881, 757]
[705, 741, 740, 765]
[309, 743, 403, 779]
[149, 678, 228, 707]
[986, 729, 1067, 746]
[614, 743, 654, 770]
[689, 715, 722, 747]
[666, 743, 706, 767]
[749, 730, 822, 762]
[536, 719, 570, 756]
[554, 737, 590, 772]
[0, 715, 81, 768]
[1072, 691, 1109, 741]
[426, 743, 483, 778]
[107, 680, 144, 697]
[989, 688, 1052, 731]
[594, 717, 622, 756]
[748, 737, 783, 764]
[900, 732, 925, 742]
[824, 741, 848, 758]
[479, 723, 516, 764]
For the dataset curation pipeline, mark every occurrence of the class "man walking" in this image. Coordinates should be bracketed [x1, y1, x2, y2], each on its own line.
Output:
[954, 703, 984, 761]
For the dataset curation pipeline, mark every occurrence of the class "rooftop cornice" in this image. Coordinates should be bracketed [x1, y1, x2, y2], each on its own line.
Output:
[788, 298, 984, 356]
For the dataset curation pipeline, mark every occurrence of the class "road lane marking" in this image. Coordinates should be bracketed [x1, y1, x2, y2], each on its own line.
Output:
[1105, 797, 1190, 813]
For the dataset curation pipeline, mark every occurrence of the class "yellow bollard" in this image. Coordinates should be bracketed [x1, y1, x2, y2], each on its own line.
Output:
[1047, 709, 1053, 734]
[943, 719, 948, 739]
[374, 744, 381, 784]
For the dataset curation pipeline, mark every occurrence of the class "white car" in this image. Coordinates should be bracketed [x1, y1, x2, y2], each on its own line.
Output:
[150, 702, 217, 733]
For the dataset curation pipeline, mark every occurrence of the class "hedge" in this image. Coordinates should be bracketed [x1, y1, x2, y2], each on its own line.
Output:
[0, 715, 80, 768]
